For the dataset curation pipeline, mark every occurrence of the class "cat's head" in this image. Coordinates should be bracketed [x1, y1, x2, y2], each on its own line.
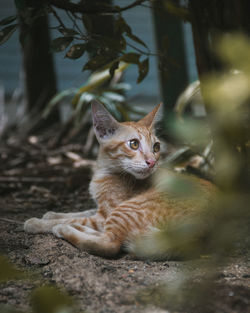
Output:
[91, 100, 162, 179]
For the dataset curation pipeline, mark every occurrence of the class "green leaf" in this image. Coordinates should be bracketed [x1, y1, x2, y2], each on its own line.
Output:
[0, 24, 17, 45]
[65, 44, 85, 59]
[0, 255, 24, 282]
[72, 61, 129, 106]
[43, 88, 77, 117]
[99, 97, 121, 120]
[31, 285, 72, 313]
[137, 58, 149, 83]
[111, 82, 131, 92]
[98, 35, 126, 52]
[127, 32, 147, 48]
[109, 60, 120, 79]
[59, 27, 78, 37]
[115, 16, 146, 48]
[115, 16, 131, 35]
[102, 92, 125, 102]
[83, 56, 110, 71]
[0, 15, 17, 26]
[76, 92, 95, 112]
[165, 146, 194, 166]
[120, 52, 140, 64]
[74, 92, 94, 124]
[51, 37, 73, 52]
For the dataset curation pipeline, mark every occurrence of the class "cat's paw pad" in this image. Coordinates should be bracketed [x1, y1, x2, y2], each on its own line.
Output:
[52, 224, 64, 238]
[24, 218, 41, 233]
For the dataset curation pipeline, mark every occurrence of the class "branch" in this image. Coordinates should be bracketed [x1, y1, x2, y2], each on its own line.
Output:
[47, 0, 148, 15]
[0, 217, 23, 225]
[66, 10, 85, 37]
[50, 6, 66, 29]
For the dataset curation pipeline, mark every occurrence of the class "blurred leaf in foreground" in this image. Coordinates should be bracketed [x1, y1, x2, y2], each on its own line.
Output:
[0, 255, 24, 282]
[216, 33, 250, 73]
[202, 34, 250, 191]
[31, 285, 73, 313]
[0, 24, 17, 45]
[134, 33, 250, 310]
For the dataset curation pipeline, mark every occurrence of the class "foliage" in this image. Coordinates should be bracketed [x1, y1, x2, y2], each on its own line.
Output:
[0, 1, 193, 87]
[133, 33, 250, 308]
[44, 61, 146, 130]
[31, 286, 73, 313]
[0, 0, 194, 135]
[0, 0, 158, 138]
[0, 255, 24, 282]
[0, 255, 79, 313]
[0, 1, 153, 84]
[202, 34, 250, 191]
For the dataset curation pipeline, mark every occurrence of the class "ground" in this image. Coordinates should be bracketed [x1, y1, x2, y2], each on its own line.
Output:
[0, 137, 249, 313]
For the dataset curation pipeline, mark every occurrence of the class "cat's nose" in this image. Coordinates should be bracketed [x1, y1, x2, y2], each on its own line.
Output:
[146, 159, 156, 168]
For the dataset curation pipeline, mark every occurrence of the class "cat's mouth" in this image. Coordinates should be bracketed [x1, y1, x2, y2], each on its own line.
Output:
[132, 166, 156, 179]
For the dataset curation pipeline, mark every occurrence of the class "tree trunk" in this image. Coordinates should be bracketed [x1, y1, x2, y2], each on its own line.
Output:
[152, 0, 189, 140]
[18, 1, 59, 130]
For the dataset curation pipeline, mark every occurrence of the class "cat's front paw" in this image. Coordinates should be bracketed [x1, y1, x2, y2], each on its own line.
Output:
[42, 211, 57, 219]
[52, 224, 64, 238]
[24, 218, 41, 233]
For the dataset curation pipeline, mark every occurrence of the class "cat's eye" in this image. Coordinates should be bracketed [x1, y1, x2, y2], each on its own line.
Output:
[153, 142, 160, 153]
[129, 139, 139, 150]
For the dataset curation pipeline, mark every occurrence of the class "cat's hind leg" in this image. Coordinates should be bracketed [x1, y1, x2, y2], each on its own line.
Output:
[51, 200, 148, 257]
[52, 224, 120, 257]
[42, 209, 97, 220]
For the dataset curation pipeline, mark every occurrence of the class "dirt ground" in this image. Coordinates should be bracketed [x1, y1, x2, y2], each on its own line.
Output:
[0, 138, 249, 313]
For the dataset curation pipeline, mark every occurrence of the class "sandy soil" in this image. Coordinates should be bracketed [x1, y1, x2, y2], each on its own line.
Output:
[0, 140, 249, 313]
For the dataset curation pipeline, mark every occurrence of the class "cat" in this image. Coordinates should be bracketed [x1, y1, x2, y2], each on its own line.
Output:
[24, 100, 215, 258]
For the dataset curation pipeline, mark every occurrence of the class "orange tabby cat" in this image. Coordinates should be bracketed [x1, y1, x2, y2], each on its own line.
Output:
[24, 100, 215, 257]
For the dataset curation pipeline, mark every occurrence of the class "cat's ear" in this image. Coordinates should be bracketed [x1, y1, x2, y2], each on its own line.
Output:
[138, 102, 162, 130]
[91, 100, 121, 142]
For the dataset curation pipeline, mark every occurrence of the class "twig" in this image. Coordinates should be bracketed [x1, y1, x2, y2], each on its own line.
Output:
[0, 177, 66, 183]
[0, 217, 23, 225]
[47, 0, 148, 15]
[66, 10, 85, 37]
[140, 3, 154, 9]
[50, 6, 66, 29]
[126, 42, 156, 57]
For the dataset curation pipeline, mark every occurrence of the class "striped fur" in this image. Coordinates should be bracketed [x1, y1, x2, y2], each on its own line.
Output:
[24, 101, 215, 258]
